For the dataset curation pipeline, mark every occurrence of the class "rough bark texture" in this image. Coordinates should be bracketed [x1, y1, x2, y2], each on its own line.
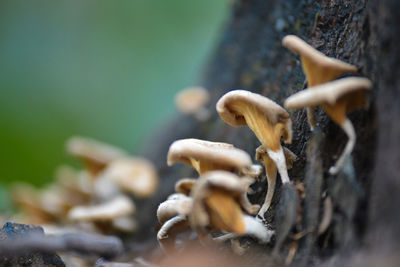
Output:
[137, 0, 400, 265]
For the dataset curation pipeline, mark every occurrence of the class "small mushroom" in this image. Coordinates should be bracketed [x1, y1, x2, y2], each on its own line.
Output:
[167, 138, 259, 214]
[217, 90, 294, 220]
[175, 178, 197, 196]
[66, 136, 128, 176]
[282, 35, 358, 130]
[167, 138, 252, 175]
[255, 146, 298, 218]
[284, 77, 371, 174]
[98, 157, 159, 198]
[175, 86, 210, 121]
[11, 183, 56, 224]
[189, 171, 274, 244]
[68, 195, 135, 222]
[157, 194, 193, 253]
[55, 166, 92, 205]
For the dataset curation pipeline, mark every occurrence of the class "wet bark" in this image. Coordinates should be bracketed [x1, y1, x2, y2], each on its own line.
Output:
[139, 0, 400, 265]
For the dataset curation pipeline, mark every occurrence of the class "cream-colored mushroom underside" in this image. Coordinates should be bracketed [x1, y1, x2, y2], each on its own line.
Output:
[230, 103, 285, 151]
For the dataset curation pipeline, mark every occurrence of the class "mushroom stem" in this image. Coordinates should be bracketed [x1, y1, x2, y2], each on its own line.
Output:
[267, 147, 290, 184]
[213, 232, 238, 243]
[329, 118, 356, 174]
[307, 107, 316, 131]
[239, 191, 260, 215]
[243, 215, 274, 243]
[157, 215, 188, 254]
[258, 170, 277, 219]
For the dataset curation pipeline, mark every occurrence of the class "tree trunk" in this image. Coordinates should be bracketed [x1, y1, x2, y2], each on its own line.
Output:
[140, 0, 400, 265]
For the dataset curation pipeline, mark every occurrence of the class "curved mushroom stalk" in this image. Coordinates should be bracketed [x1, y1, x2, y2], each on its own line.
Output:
[329, 118, 356, 174]
[240, 191, 260, 215]
[256, 146, 297, 220]
[307, 106, 317, 131]
[157, 215, 189, 254]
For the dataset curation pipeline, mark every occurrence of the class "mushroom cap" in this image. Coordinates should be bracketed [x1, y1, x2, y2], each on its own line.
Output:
[167, 138, 252, 170]
[157, 194, 193, 224]
[11, 183, 56, 224]
[68, 195, 135, 222]
[175, 178, 197, 196]
[217, 90, 290, 127]
[55, 166, 92, 204]
[284, 77, 372, 110]
[175, 86, 210, 114]
[66, 136, 128, 165]
[282, 35, 357, 74]
[98, 157, 159, 198]
[189, 171, 252, 229]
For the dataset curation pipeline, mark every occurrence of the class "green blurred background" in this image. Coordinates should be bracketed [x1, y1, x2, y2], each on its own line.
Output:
[0, 0, 229, 192]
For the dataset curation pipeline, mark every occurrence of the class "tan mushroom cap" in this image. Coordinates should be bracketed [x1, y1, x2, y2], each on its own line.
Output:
[175, 86, 210, 114]
[284, 77, 372, 111]
[167, 138, 252, 175]
[282, 35, 357, 86]
[55, 166, 92, 205]
[189, 171, 253, 234]
[157, 194, 193, 225]
[216, 90, 292, 151]
[66, 136, 128, 175]
[175, 178, 197, 196]
[11, 183, 56, 224]
[68, 195, 135, 222]
[99, 157, 159, 198]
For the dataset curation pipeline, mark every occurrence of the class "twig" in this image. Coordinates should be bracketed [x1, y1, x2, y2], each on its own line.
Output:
[0, 232, 123, 258]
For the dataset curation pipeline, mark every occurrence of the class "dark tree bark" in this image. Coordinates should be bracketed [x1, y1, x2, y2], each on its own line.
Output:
[138, 0, 400, 265]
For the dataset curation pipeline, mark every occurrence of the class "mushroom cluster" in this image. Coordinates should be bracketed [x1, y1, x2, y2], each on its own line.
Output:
[157, 34, 371, 255]
[157, 138, 269, 253]
[10, 136, 159, 236]
[282, 35, 372, 174]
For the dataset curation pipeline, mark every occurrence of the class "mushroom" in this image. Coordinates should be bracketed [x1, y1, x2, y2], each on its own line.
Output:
[167, 138, 253, 175]
[11, 183, 56, 224]
[282, 35, 358, 130]
[167, 138, 259, 214]
[189, 171, 274, 244]
[66, 136, 128, 176]
[98, 157, 159, 198]
[216, 90, 294, 220]
[284, 77, 371, 174]
[157, 194, 193, 253]
[175, 178, 197, 196]
[55, 166, 92, 206]
[255, 146, 298, 218]
[68, 195, 135, 222]
[175, 86, 210, 121]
